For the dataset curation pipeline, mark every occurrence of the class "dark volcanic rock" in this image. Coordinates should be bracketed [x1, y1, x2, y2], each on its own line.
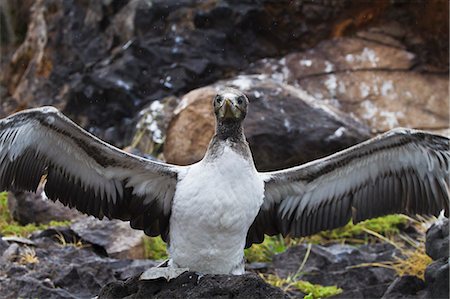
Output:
[7, 190, 147, 259]
[7, 188, 82, 225]
[425, 218, 449, 261]
[164, 78, 371, 171]
[381, 275, 426, 299]
[272, 243, 398, 298]
[4, 0, 446, 147]
[0, 229, 157, 299]
[424, 257, 450, 299]
[98, 272, 287, 299]
[2, 0, 354, 147]
[0, 237, 9, 255]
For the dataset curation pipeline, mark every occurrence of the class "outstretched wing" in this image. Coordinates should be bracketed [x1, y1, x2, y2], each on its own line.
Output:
[0, 106, 182, 241]
[247, 128, 449, 247]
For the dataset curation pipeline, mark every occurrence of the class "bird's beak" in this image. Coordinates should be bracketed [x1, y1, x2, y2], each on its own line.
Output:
[219, 99, 240, 119]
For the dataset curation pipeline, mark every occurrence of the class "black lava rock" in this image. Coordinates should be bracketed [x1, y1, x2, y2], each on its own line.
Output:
[98, 272, 288, 299]
[272, 243, 398, 298]
[381, 275, 426, 299]
[424, 257, 450, 299]
[7, 190, 81, 225]
[0, 228, 157, 299]
[425, 218, 449, 261]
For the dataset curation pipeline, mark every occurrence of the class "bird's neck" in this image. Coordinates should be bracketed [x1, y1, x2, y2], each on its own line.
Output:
[215, 120, 244, 142]
[205, 121, 252, 163]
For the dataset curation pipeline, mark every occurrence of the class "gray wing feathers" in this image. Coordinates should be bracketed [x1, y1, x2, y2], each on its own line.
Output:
[0, 107, 179, 241]
[247, 128, 449, 247]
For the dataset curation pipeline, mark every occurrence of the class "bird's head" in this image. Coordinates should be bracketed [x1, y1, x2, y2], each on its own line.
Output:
[213, 88, 248, 123]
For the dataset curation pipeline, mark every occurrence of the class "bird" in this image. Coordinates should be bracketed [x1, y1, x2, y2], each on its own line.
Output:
[0, 88, 449, 276]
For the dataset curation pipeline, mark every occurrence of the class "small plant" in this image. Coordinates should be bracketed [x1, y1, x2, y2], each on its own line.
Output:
[18, 246, 39, 265]
[245, 235, 301, 263]
[351, 217, 434, 279]
[142, 236, 168, 260]
[55, 232, 86, 248]
[0, 192, 11, 222]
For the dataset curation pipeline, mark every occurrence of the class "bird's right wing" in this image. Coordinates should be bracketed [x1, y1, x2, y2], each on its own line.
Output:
[0, 107, 184, 241]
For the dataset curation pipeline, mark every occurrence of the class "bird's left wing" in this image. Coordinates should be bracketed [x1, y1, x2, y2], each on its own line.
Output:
[246, 128, 449, 247]
[0, 107, 183, 241]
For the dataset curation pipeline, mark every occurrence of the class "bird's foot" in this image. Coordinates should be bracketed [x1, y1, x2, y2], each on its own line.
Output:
[139, 266, 190, 281]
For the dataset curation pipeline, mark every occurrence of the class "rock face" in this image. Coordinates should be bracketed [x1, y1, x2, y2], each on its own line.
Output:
[2, 0, 447, 146]
[7, 189, 82, 225]
[1, 0, 366, 146]
[98, 272, 288, 299]
[248, 36, 449, 133]
[165, 78, 371, 171]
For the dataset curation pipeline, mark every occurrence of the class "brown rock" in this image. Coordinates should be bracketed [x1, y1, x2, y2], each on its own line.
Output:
[285, 37, 415, 77]
[164, 87, 216, 165]
[164, 76, 371, 171]
[249, 37, 449, 133]
[300, 72, 448, 132]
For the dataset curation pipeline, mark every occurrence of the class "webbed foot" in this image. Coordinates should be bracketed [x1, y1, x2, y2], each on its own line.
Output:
[139, 267, 190, 281]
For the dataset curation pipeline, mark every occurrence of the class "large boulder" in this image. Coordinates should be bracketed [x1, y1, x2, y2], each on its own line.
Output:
[71, 217, 147, 260]
[248, 36, 449, 133]
[164, 77, 371, 171]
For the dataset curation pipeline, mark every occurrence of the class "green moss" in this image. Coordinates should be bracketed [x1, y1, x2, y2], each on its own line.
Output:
[0, 191, 71, 237]
[0, 191, 11, 222]
[313, 214, 408, 241]
[261, 274, 342, 298]
[295, 280, 342, 298]
[143, 236, 168, 260]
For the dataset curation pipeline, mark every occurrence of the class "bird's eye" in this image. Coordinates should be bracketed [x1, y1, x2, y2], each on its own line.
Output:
[237, 97, 243, 105]
[216, 96, 222, 104]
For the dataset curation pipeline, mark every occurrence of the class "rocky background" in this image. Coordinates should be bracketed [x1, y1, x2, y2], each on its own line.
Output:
[0, 0, 448, 298]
